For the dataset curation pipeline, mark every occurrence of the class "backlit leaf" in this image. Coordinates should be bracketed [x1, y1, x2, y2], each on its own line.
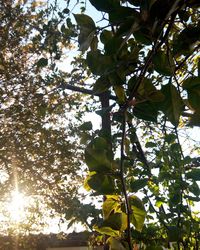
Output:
[129, 196, 146, 232]
[113, 85, 126, 104]
[152, 51, 175, 76]
[94, 226, 120, 237]
[102, 212, 127, 231]
[130, 178, 148, 192]
[187, 88, 200, 113]
[74, 14, 96, 51]
[182, 77, 200, 90]
[107, 237, 126, 250]
[93, 77, 110, 94]
[133, 102, 158, 122]
[103, 196, 121, 219]
[86, 173, 116, 194]
[160, 83, 184, 126]
[74, 14, 95, 29]
[86, 50, 114, 75]
[185, 168, 200, 181]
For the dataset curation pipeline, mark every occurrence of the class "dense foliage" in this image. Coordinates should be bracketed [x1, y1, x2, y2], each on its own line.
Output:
[69, 0, 200, 249]
[0, 0, 90, 234]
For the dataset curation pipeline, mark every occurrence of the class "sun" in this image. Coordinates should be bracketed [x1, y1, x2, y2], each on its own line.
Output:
[7, 191, 27, 223]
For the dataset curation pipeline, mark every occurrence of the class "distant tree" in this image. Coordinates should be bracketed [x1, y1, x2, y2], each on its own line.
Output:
[0, 0, 97, 233]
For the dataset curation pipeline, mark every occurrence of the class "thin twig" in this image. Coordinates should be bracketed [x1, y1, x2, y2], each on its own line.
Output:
[127, 0, 185, 105]
[127, 12, 178, 103]
[120, 110, 132, 250]
[58, 82, 116, 99]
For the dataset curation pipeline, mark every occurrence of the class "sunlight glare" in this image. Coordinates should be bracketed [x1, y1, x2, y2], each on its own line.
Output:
[8, 191, 27, 223]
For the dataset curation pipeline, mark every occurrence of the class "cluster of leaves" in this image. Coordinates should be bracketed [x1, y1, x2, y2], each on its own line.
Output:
[72, 0, 200, 249]
[0, 0, 88, 233]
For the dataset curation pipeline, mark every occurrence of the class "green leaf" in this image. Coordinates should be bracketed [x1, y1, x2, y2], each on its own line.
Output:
[148, 91, 165, 102]
[37, 58, 48, 68]
[187, 87, 200, 113]
[152, 51, 175, 76]
[80, 30, 96, 51]
[145, 142, 157, 148]
[133, 102, 158, 122]
[100, 30, 113, 44]
[90, 35, 98, 51]
[137, 78, 165, 102]
[173, 26, 200, 56]
[113, 85, 126, 104]
[167, 226, 181, 242]
[84, 172, 96, 191]
[85, 147, 112, 172]
[134, 29, 152, 45]
[74, 14, 96, 51]
[182, 77, 200, 90]
[107, 237, 126, 250]
[188, 112, 200, 126]
[129, 196, 146, 232]
[86, 173, 116, 194]
[160, 83, 184, 126]
[137, 78, 155, 96]
[89, 0, 120, 12]
[86, 50, 114, 75]
[93, 77, 110, 94]
[102, 212, 127, 231]
[116, 18, 137, 37]
[130, 178, 148, 192]
[94, 226, 120, 237]
[189, 181, 200, 197]
[103, 196, 121, 219]
[104, 36, 124, 56]
[164, 133, 177, 144]
[79, 121, 92, 131]
[74, 14, 95, 30]
[109, 6, 139, 24]
[185, 168, 200, 181]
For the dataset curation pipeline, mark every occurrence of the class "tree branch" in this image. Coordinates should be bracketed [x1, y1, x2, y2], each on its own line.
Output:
[58, 83, 116, 100]
[127, 4, 182, 104]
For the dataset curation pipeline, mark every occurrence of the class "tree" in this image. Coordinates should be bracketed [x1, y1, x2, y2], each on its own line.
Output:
[1, 0, 200, 249]
[0, 0, 94, 234]
[67, 0, 200, 249]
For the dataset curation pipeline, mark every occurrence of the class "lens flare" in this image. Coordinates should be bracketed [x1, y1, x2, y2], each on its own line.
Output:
[8, 191, 27, 223]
